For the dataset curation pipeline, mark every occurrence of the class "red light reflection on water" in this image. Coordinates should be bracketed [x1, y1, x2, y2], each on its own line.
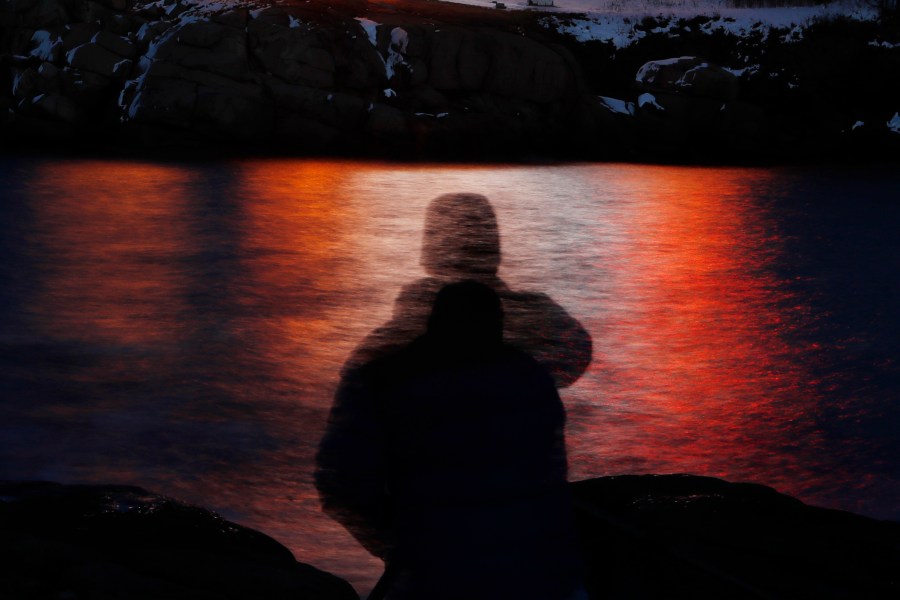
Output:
[571, 166, 825, 495]
[16, 160, 871, 595]
[26, 161, 193, 347]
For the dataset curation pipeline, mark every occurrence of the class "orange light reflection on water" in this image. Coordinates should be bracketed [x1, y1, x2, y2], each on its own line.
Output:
[573, 166, 822, 491]
[15, 159, 869, 596]
[26, 161, 194, 348]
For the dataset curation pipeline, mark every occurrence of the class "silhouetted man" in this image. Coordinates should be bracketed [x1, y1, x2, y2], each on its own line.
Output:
[317, 281, 585, 600]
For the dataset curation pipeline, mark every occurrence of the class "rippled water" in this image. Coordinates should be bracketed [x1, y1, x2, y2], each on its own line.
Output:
[1, 158, 898, 594]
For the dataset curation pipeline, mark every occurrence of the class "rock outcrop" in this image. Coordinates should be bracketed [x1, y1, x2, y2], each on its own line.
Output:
[1, 0, 899, 160]
[573, 474, 900, 599]
[2, 476, 898, 599]
[0, 481, 357, 600]
[600, 56, 770, 159]
[0, 0, 608, 157]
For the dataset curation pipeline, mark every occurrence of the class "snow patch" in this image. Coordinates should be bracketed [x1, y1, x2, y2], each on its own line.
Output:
[542, 16, 645, 48]
[723, 65, 758, 77]
[385, 27, 410, 80]
[598, 95, 634, 116]
[888, 113, 900, 134]
[289, 16, 301, 29]
[638, 92, 664, 110]
[355, 17, 380, 47]
[113, 59, 133, 77]
[537, 2, 878, 50]
[852, 120, 865, 130]
[636, 56, 690, 81]
[126, 90, 143, 120]
[780, 25, 804, 43]
[29, 30, 60, 61]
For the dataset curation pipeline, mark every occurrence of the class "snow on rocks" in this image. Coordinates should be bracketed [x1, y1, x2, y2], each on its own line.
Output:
[28, 31, 63, 62]
[636, 57, 692, 84]
[538, 1, 878, 49]
[355, 17, 379, 47]
[66, 42, 133, 78]
[888, 113, 900, 134]
[385, 27, 410, 80]
[354, 18, 411, 86]
[542, 15, 645, 48]
[598, 95, 634, 116]
[637, 92, 664, 110]
[636, 57, 738, 102]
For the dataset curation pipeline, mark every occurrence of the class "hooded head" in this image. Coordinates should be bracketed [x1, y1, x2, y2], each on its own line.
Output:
[421, 193, 501, 279]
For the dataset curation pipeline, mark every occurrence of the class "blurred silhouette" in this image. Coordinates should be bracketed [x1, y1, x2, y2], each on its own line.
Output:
[344, 192, 592, 389]
[317, 281, 585, 600]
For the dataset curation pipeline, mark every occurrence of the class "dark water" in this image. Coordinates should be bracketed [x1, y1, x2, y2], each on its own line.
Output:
[1, 159, 898, 594]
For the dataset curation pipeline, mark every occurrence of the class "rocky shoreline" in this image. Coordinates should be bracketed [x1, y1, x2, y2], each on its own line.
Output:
[2, 475, 898, 599]
[2, 0, 899, 162]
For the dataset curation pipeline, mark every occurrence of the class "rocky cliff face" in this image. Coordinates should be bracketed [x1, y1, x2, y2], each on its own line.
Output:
[1, 0, 613, 157]
[2, 0, 899, 160]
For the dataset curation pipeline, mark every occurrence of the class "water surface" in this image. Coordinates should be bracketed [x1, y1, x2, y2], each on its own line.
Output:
[1, 159, 898, 594]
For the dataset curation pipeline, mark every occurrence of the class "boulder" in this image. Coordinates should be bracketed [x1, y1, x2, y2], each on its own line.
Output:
[135, 20, 173, 45]
[175, 19, 226, 48]
[31, 90, 85, 123]
[429, 29, 465, 91]
[27, 29, 63, 62]
[366, 103, 408, 138]
[193, 84, 273, 142]
[267, 81, 364, 130]
[66, 41, 132, 78]
[277, 112, 342, 149]
[0, 482, 358, 600]
[62, 21, 102, 52]
[485, 32, 571, 104]
[212, 8, 249, 29]
[15, 0, 70, 30]
[12, 67, 40, 101]
[105, 12, 135, 36]
[149, 22, 252, 82]
[59, 66, 112, 108]
[574, 475, 900, 599]
[247, 20, 335, 88]
[126, 75, 197, 127]
[636, 56, 739, 102]
[457, 31, 491, 90]
[92, 28, 136, 59]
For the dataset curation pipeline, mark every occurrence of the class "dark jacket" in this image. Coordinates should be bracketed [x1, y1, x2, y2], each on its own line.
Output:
[316, 334, 583, 600]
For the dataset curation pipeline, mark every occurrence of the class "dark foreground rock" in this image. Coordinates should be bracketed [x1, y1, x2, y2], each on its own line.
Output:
[3, 476, 898, 599]
[0, 481, 357, 600]
[573, 474, 900, 599]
